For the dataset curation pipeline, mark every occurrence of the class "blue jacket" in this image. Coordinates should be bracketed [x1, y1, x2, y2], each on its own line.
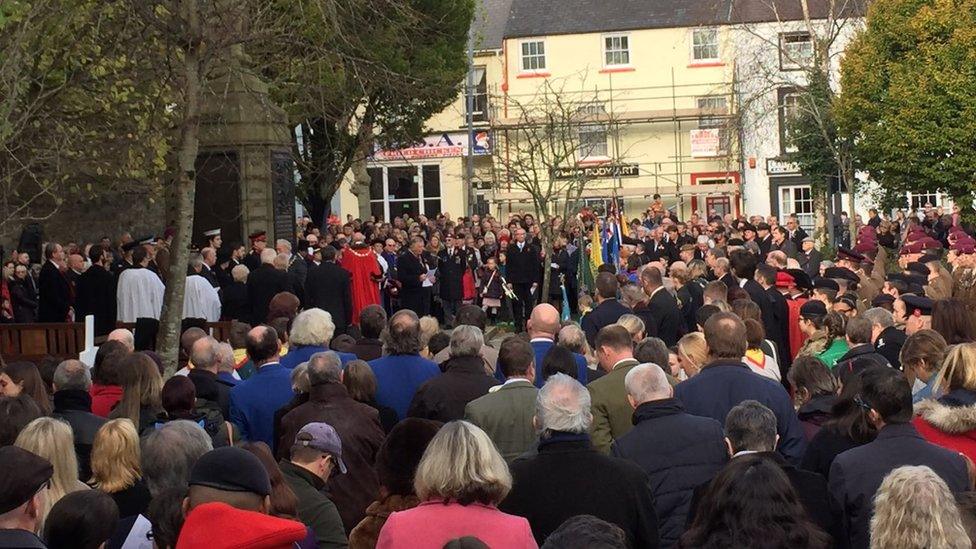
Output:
[581, 298, 632, 346]
[494, 339, 588, 386]
[229, 362, 295, 446]
[611, 399, 727, 549]
[279, 345, 357, 369]
[369, 354, 441, 421]
[829, 422, 969, 549]
[674, 360, 806, 463]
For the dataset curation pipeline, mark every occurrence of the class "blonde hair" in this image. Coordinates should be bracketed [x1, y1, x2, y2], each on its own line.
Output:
[414, 421, 512, 506]
[617, 314, 645, 341]
[90, 419, 142, 493]
[870, 465, 970, 549]
[935, 343, 976, 395]
[419, 316, 440, 351]
[678, 332, 708, 369]
[289, 308, 335, 347]
[15, 418, 86, 531]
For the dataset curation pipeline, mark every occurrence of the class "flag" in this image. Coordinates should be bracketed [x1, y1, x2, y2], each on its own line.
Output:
[589, 223, 602, 282]
[603, 198, 622, 272]
[560, 276, 571, 321]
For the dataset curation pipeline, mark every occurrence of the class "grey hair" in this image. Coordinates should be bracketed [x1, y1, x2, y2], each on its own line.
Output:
[290, 308, 336, 347]
[308, 352, 342, 385]
[189, 336, 220, 370]
[53, 360, 91, 391]
[449, 325, 484, 358]
[870, 465, 971, 549]
[291, 362, 311, 393]
[276, 239, 292, 252]
[558, 324, 591, 356]
[536, 373, 593, 435]
[616, 314, 645, 338]
[862, 307, 895, 330]
[231, 264, 249, 283]
[188, 253, 203, 270]
[384, 310, 422, 355]
[724, 400, 777, 453]
[260, 248, 277, 265]
[624, 364, 671, 404]
[141, 420, 213, 497]
[216, 342, 235, 373]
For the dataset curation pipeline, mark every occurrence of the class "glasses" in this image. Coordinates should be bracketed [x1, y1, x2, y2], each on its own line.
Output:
[853, 393, 872, 412]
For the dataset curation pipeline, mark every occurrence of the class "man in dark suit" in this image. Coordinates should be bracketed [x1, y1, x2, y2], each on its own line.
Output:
[729, 249, 777, 340]
[640, 265, 683, 347]
[771, 226, 798, 258]
[756, 222, 773, 259]
[505, 228, 541, 333]
[797, 237, 823, 279]
[396, 237, 431, 316]
[242, 230, 267, 272]
[246, 248, 293, 326]
[437, 234, 466, 327]
[304, 245, 353, 335]
[75, 244, 117, 337]
[581, 272, 631, 346]
[829, 367, 969, 548]
[38, 243, 71, 322]
[786, 215, 809, 251]
[756, 264, 791, 374]
[198, 247, 220, 288]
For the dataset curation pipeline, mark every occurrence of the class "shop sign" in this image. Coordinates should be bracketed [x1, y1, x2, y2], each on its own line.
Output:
[766, 157, 801, 175]
[690, 129, 721, 157]
[373, 131, 491, 161]
[552, 163, 640, 180]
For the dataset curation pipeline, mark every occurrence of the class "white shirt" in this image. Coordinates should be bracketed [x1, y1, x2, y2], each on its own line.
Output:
[117, 267, 165, 322]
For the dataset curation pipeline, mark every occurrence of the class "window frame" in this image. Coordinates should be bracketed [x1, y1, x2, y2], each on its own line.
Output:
[468, 65, 488, 123]
[602, 33, 631, 68]
[779, 31, 814, 71]
[779, 185, 815, 232]
[367, 164, 443, 220]
[777, 87, 801, 155]
[519, 39, 547, 73]
[576, 102, 610, 160]
[690, 28, 720, 63]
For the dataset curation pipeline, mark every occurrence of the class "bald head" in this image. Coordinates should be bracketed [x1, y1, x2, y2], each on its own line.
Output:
[190, 336, 220, 372]
[181, 327, 207, 355]
[107, 328, 135, 352]
[53, 359, 91, 392]
[527, 304, 560, 339]
[625, 363, 672, 406]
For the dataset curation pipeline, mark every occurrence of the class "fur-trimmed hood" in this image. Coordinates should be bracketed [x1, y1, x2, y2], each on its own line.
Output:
[915, 399, 976, 434]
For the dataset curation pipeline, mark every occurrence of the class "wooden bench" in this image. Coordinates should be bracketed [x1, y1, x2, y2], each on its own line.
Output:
[0, 322, 86, 364]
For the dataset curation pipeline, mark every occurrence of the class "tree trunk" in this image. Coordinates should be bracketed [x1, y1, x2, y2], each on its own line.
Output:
[845, 167, 857, 244]
[349, 154, 372, 221]
[540, 231, 553, 307]
[157, 0, 202, 378]
[813, 186, 829, 249]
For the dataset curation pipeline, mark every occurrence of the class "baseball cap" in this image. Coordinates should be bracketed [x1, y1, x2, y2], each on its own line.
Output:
[295, 423, 347, 475]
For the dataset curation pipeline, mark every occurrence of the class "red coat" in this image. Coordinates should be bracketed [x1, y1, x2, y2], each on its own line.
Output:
[912, 400, 976, 463]
[90, 383, 123, 418]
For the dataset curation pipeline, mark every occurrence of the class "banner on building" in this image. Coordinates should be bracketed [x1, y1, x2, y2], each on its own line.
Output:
[766, 157, 801, 175]
[552, 163, 640, 180]
[690, 129, 721, 158]
[373, 132, 491, 161]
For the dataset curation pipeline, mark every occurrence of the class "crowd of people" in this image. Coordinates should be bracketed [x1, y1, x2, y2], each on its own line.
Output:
[0, 201, 975, 548]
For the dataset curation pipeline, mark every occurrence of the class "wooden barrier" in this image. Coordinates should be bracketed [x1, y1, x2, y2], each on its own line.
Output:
[114, 320, 234, 342]
[0, 322, 86, 364]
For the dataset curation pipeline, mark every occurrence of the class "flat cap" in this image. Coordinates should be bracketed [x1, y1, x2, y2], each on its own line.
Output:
[0, 447, 53, 514]
[189, 447, 271, 497]
[800, 300, 828, 318]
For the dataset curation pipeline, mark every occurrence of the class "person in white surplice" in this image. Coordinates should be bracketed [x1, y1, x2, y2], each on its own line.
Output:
[183, 253, 221, 321]
[116, 245, 165, 322]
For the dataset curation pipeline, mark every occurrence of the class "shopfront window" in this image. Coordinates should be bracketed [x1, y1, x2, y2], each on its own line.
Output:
[368, 165, 443, 220]
[779, 185, 814, 232]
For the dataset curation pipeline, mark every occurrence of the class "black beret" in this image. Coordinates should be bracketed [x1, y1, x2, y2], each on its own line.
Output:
[872, 293, 896, 307]
[918, 254, 941, 264]
[188, 447, 271, 497]
[906, 262, 930, 276]
[812, 277, 840, 292]
[785, 268, 813, 291]
[0, 447, 53, 514]
[824, 267, 860, 284]
[121, 241, 140, 252]
[902, 294, 934, 317]
[800, 300, 828, 318]
[836, 247, 865, 262]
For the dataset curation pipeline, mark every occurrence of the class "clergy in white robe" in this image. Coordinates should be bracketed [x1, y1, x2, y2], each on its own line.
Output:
[183, 274, 221, 321]
[117, 266, 165, 322]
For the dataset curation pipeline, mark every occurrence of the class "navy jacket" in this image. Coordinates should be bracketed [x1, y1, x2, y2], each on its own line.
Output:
[646, 288, 683, 347]
[369, 353, 440, 421]
[494, 339, 588, 386]
[674, 360, 806, 463]
[581, 298, 632, 346]
[829, 422, 969, 549]
[228, 362, 295, 447]
[611, 399, 727, 549]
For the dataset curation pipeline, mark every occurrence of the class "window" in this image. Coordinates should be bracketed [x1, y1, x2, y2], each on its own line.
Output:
[520, 40, 546, 71]
[779, 185, 815, 232]
[368, 165, 442, 220]
[780, 32, 814, 70]
[778, 88, 801, 154]
[706, 196, 732, 218]
[468, 66, 488, 123]
[692, 28, 719, 62]
[603, 34, 630, 66]
[577, 102, 609, 158]
[907, 192, 941, 211]
[697, 96, 727, 129]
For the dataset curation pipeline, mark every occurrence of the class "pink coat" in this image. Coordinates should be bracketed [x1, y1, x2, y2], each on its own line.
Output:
[376, 500, 537, 549]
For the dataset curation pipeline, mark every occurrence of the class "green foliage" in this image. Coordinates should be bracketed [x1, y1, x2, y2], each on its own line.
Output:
[786, 64, 846, 191]
[837, 0, 976, 214]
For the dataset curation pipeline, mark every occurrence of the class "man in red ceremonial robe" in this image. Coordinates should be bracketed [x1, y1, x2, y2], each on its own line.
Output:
[340, 240, 381, 326]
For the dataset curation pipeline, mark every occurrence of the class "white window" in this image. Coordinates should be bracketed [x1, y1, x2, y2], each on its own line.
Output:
[577, 102, 608, 158]
[692, 28, 719, 62]
[368, 165, 442, 220]
[780, 32, 814, 70]
[603, 34, 630, 66]
[907, 191, 941, 211]
[778, 89, 801, 153]
[468, 66, 488, 123]
[780, 185, 815, 232]
[520, 40, 546, 71]
[697, 96, 727, 128]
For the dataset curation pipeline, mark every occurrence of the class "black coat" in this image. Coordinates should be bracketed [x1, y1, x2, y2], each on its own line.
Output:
[742, 279, 778, 344]
[407, 355, 499, 422]
[833, 344, 890, 382]
[437, 248, 466, 302]
[75, 265, 117, 336]
[647, 288, 684, 347]
[829, 423, 969, 549]
[52, 389, 107, 480]
[501, 433, 660, 548]
[766, 286, 791, 366]
[875, 326, 906, 370]
[799, 249, 824, 279]
[800, 425, 864, 480]
[581, 298, 632, 346]
[789, 227, 810, 250]
[611, 399, 726, 549]
[677, 280, 704, 334]
[396, 251, 429, 314]
[245, 264, 292, 326]
[548, 248, 569, 297]
[305, 262, 353, 334]
[219, 282, 249, 322]
[505, 241, 541, 284]
[10, 277, 37, 323]
[188, 368, 231, 420]
[199, 265, 220, 288]
[38, 260, 70, 322]
[631, 302, 659, 339]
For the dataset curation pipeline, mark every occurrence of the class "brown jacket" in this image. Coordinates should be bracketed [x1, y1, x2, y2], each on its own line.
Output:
[348, 494, 420, 549]
[278, 382, 385, 533]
